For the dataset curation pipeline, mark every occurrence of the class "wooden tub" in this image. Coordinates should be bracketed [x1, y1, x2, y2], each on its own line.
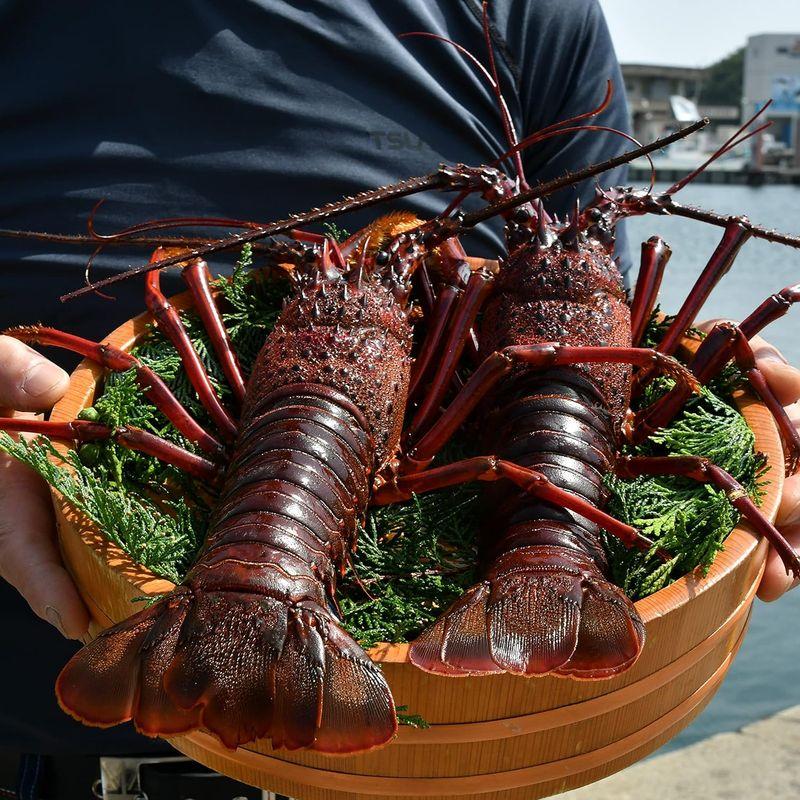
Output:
[48, 285, 782, 800]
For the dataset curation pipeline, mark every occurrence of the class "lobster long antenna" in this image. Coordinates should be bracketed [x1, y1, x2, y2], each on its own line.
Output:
[0, 229, 280, 252]
[440, 80, 617, 219]
[656, 199, 800, 249]
[665, 101, 773, 195]
[494, 124, 657, 193]
[89, 213, 264, 241]
[399, 29, 524, 181]
[480, 1, 526, 186]
[458, 118, 711, 230]
[60, 173, 443, 302]
[523, 80, 614, 145]
[62, 120, 710, 303]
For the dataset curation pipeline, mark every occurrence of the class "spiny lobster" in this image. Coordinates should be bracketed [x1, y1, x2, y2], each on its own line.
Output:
[359, 26, 800, 679]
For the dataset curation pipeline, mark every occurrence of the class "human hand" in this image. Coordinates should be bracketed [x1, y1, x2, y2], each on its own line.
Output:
[697, 321, 800, 602]
[0, 335, 90, 638]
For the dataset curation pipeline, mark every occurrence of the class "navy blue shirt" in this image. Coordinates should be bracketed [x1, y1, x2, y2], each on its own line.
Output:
[0, 0, 629, 753]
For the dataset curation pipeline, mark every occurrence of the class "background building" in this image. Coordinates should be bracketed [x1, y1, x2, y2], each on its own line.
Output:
[622, 63, 740, 146]
[743, 34, 800, 166]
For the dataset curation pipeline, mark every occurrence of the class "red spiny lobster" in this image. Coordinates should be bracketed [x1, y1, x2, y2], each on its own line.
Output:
[3, 16, 800, 756]
[361, 27, 800, 679]
[4, 225, 424, 752]
[384, 181, 800, 678]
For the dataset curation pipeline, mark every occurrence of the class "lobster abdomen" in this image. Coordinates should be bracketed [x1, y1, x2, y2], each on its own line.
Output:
[56, 384, 397, 752]
[484, 371, 644, 677]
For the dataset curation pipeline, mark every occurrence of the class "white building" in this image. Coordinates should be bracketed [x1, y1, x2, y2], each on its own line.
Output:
[743, 34, 800, 165]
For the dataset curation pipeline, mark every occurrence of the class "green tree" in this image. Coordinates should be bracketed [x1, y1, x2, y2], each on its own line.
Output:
[700, 47, 744, 106]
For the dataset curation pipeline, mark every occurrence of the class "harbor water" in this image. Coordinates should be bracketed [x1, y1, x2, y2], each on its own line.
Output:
[625, 183, 800, 750]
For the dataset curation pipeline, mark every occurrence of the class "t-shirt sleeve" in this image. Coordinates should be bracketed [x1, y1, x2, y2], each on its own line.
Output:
[494, 0, 633, 276]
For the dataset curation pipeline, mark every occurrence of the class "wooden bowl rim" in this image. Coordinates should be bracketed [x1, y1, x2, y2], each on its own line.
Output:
[49, 272, 783, 665]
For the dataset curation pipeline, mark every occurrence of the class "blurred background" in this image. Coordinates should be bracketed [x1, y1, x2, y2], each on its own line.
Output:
[556, 2, 800, 795]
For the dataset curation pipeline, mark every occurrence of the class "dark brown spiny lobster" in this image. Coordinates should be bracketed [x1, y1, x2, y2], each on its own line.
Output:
[3, 12, 800, 755]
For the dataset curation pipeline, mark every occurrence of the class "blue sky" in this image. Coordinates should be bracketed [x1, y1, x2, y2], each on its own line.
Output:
[600, 0, 800, 66]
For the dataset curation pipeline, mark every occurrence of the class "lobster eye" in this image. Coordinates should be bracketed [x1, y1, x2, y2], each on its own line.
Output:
[375, 250, 390, 266]
[513, 207, 531, 223]
[303, 248, 316, 262]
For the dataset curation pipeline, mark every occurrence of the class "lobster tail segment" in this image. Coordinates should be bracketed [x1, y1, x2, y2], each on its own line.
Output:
[56, 590, 397, 753]
[409, 546, 645, 679]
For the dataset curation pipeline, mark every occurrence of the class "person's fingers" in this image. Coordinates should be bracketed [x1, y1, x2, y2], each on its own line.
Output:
[0, 412, 90, 638]
[0, 335, 69, 412]
[757, 472, 800, 602]
[695, 322, 800, 406]
[750, 334, 800, 407]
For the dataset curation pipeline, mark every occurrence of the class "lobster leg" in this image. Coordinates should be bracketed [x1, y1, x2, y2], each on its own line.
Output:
[617, 455, 800, 578]
[415, 261, 437, 315]
[407, 267, 494, 438]
[629, 237, 671, 346]
[145, 259, 237, 441]
[634, 319, 800, 472]
[4, 326, 224, 458]
[408, 240, 475, 402]
[402, 344, 698, 471]
[632, 220, 751, 390]
[408, 282, 461, 401]
[0, 418, 220, 481]
[631, 218, 752, 396]
[374, 455, 663, 556]
[181, 260, 247, 405]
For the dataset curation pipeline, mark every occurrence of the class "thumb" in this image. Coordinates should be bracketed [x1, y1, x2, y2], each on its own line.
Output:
[750, 335, 800, 407]
[0, 335, 69, 412]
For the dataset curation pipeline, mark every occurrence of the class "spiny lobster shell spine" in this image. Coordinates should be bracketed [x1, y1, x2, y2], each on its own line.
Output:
[481, 236, 632, 425]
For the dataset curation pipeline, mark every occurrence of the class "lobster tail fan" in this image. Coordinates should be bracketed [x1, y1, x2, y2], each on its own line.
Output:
[314, 615, 399, 753]
[57, 590, 397, 753]
[56, 593, 200, 735]
[162, 590, 288, 748]
[132, 597, 200, 735]
[409, 583, 500, 677]
[55, 598, 167, 728]
[410, 547, 645, 678]
[554, 579, 646, 679]
[485, 567, 584, 675]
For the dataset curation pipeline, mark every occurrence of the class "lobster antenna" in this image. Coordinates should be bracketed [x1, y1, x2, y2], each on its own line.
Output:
[84, 245, 116, 301]
[399, 30, 523, 180]
[456, 118, 710, 230]
[62, 121, 709, 303]
[480, 1, 526, 187]
[0, 229, 284, 255]
[494, 124, 657, 193]
[665, 100, 773, 195]
[89, 211, 264, 241]
[439, 80, 617, 219]
[523, 80, 614, 144]
[61, 172, 444, 301]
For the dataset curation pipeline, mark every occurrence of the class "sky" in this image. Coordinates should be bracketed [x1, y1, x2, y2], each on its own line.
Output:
[600, 0, 800, 67]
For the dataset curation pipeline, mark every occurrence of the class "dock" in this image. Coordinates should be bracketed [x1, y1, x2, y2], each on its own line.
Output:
[554, 704, 800, 800]
[628, 157, 800, 186]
